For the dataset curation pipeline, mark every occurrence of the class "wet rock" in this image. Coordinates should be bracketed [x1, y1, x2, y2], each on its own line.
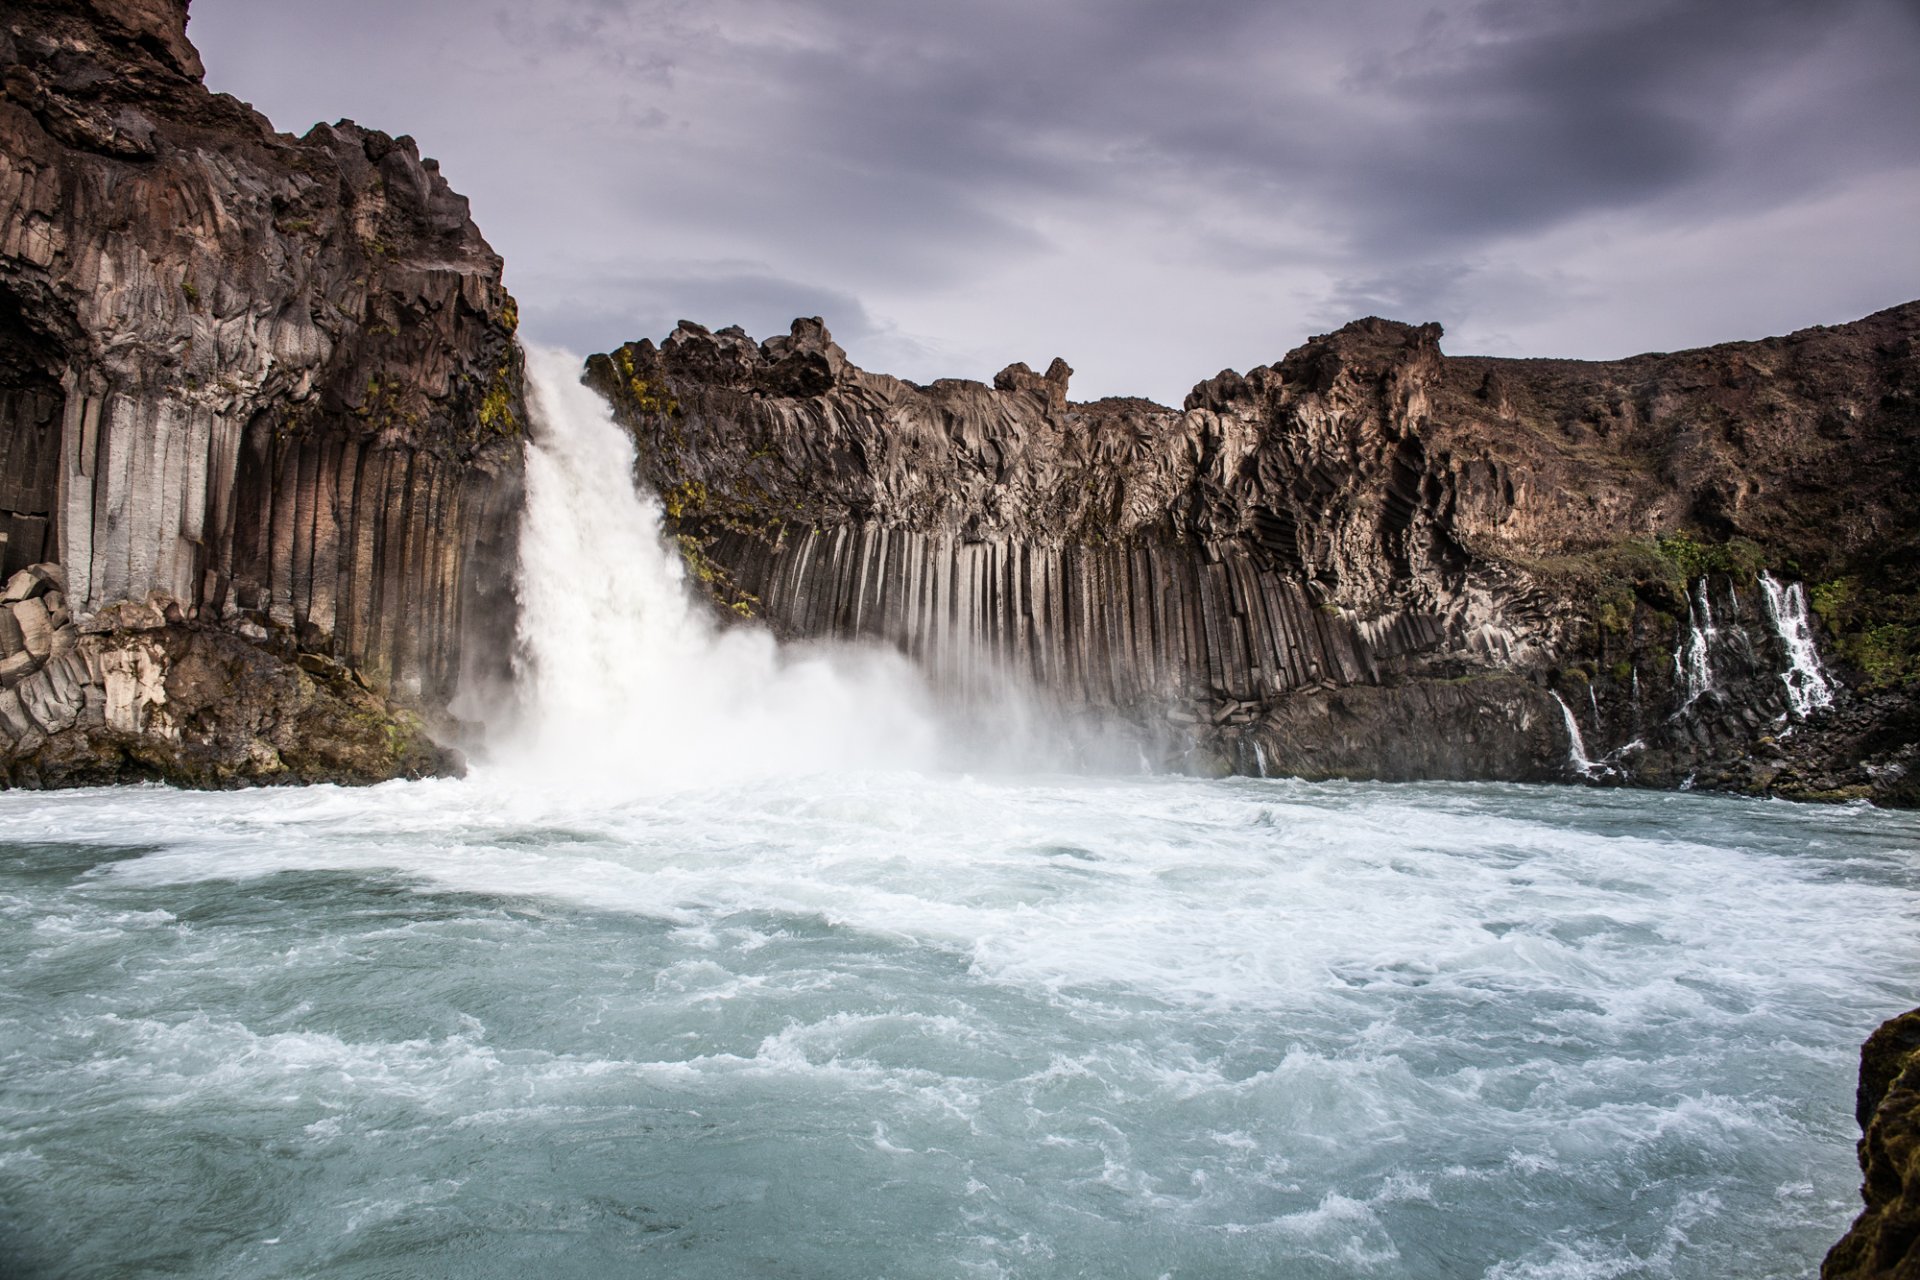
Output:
[1824, 1009, 1920, 1279]
[0, 623, 461, 788]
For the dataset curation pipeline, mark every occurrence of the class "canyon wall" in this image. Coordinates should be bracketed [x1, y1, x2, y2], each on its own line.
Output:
[586, 306, 1920, 801]
[0, 0, 524, 783]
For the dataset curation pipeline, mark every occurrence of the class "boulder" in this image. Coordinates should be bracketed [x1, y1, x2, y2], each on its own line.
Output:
[0, 565, 60, 604]
[11, 597, 52, 660]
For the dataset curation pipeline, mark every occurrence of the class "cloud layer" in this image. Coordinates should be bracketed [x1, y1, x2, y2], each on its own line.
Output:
[190, 0, 1920, 403]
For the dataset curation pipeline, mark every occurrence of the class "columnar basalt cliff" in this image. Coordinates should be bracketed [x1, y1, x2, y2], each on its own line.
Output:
[586, 304, 1920, 800]
[0, 0, 524, 784]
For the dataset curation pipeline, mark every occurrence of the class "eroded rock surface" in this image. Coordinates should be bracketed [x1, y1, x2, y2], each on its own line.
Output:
[1825, 1009, 1920, 1279]
[0, 0, 524, 784]
[0, 560, 455, 786]
[587, 307, 1920, 795]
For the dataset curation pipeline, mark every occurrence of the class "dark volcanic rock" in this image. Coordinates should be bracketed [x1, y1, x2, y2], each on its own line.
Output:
[1, 621, 461, 788]
[587, 306, 1920, 796]
[0, 0, 525, 784]
[1824, 1009, 1920, 1279]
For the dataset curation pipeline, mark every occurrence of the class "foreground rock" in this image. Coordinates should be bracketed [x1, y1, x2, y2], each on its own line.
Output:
[1825, 1009, 1920, 1278]
[0, 560, 453, 786]
[587, 307, 1920, 798]
[0, 0, 524, 784]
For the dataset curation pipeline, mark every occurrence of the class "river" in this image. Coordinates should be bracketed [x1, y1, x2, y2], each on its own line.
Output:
[1, 349, 1915, 1278]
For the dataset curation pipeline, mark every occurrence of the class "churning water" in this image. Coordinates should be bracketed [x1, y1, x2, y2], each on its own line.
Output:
[2, 355, 1917, 1279]
[2, 778, 1917, 1278]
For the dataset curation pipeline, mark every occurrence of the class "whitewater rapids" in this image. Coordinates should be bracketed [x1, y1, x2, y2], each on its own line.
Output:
[1, 776, 1915, 1278]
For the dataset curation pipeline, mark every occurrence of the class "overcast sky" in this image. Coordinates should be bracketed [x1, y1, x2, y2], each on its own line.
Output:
[188, 0, 1920, 404]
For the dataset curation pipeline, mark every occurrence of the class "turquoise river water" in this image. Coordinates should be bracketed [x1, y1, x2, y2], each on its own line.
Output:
[1, 772, 1916, 1279]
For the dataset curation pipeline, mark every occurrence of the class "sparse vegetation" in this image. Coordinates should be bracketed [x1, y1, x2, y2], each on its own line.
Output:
[614, 349, 680, 418]
[662, 481, 708, 521]
[1653, 532, 1766, 581]
[1812, 575, 1920, 689]
[673, 532, 759, 618]
[474, 350, 521, 438]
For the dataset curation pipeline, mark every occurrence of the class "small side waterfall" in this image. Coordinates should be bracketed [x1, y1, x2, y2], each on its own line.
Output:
[1551, 691, 1598, 778]
[506, 346, 940, 787]
[1672, 579, 1718, 709]
[1758, 572, 1834, 719]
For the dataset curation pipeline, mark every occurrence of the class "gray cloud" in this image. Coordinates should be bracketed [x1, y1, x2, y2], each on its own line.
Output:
[188, 0, 1920, 402]
[521, 265, 881, 354]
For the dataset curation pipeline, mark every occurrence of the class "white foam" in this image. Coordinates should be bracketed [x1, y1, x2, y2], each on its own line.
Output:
[4, 773, 1918, 1275]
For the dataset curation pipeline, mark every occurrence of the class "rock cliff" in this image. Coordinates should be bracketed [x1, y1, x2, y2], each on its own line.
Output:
[1825, 1008, 1920, 1279]
[0, 0, 524, 784]
[586, 304, 1920, 799]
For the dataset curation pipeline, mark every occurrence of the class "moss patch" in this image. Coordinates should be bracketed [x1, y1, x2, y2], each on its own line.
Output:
[1653, 532, 1766, 581]
[672, 532, 760, 618]
[1811, 575, 1920, 690]
[1511, 532, 1772, 646]
[611, 348, 681, 418]
[477, 358, 518, 434]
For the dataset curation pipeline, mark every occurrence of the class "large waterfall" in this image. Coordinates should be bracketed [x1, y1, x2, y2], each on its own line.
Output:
[506, 347, 940, 787]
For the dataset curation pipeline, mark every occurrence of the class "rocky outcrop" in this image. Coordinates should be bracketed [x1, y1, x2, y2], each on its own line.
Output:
[0, 559, 454, 786]
[0, 0, 524, 783]
[1824, 1008, 1920, 1278]
[586, 305, 1920, 796]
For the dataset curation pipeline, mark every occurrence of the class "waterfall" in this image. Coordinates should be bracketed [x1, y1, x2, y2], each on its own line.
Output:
[1672, 579, 1717, 709]
[1758, 572, 1834, 719]
[1253, 740, 1270, 778]
[1550, 691, 1597, 777]
[505, 346, 939, 787]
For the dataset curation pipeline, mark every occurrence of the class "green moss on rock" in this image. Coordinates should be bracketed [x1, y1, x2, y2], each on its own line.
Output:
[1813, 576, 1920, 690]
